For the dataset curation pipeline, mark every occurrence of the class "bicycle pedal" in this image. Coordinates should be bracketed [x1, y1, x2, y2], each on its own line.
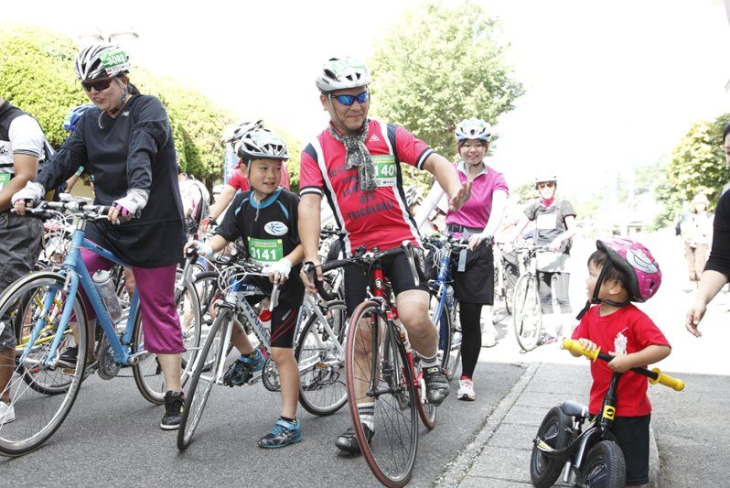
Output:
[246, 371, 263, 385]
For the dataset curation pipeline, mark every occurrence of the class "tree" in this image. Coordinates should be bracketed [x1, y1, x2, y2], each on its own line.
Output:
[664, 113, 730, 222]
[0, 24, 240, 186]
[369, 0, 524, 164]
[0, 25, 86, 148]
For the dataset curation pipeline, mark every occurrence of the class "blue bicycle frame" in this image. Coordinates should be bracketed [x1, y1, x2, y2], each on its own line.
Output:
[429, 245, 453, 351]
[21, 216, 143, 368]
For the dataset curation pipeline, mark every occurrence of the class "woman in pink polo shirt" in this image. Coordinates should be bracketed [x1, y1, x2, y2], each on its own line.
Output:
[416, 117, 508, 401]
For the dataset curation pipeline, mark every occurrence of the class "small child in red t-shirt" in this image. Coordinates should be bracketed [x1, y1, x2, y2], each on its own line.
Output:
[571, 238, 671, 487]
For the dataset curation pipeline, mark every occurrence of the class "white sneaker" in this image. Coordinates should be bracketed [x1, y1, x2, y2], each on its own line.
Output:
[457, 378, 475, 401]
[0, 401, 15, 425]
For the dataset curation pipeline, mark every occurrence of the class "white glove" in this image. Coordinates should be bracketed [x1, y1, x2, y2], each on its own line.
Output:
[58, 192, 74, 202]
[112, 188, 149, 217]
[11, 181, 45, 206]
[263, 258, 292, 280]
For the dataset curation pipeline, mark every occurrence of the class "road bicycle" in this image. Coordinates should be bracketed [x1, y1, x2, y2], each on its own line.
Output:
[422, 235, 465, 380]
[319, 241, 438, 487]
[177, 257, 348, 450]
[0, 200, 201, 456]
[530, 338, 684, 487]
[492, 243, 519, 323]
[512, 244, 552, 351]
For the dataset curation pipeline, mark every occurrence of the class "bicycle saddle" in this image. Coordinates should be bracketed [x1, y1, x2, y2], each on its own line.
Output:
[560, 401, 588, 419]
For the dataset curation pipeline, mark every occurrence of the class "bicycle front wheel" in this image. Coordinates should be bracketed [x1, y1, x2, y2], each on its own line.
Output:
[0, 273, 87, 457]
[132, 280, 201, 404]
[428, 290, 459, 380]
[295, 300, 347, 416]
[346, 301, 418, 488]
[177, 307, 229, 451]
[513, 274, 542, 352]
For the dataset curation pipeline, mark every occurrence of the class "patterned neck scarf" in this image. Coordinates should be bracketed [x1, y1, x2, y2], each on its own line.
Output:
[328, 119, 376, 191]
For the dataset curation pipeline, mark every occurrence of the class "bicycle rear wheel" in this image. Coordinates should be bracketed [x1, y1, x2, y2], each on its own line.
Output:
[0, 273, 87, 457]
[177, 308, 229, 450]
[346, 301, 418, 488]
[295, 300, 347, 416]
[513, 274, 542, 352]
[132, 280, 201, 404]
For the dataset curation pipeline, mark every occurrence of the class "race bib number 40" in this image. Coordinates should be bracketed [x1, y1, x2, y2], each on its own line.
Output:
[248, 237, 284, 263]
[372, 155, 397, 187]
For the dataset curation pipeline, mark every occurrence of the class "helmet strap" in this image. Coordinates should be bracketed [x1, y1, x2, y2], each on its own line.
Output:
[575, 260, 629, 320]
[106, 78, 130, 117]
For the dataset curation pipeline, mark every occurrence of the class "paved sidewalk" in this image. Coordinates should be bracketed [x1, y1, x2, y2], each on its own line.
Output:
[435, 361, 660, 487]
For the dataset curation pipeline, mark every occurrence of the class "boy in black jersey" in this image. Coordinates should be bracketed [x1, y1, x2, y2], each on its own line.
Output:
[191, 128, 304, 448]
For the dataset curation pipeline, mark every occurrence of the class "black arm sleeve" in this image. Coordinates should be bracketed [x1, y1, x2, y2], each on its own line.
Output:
[35, 123, 87, 192]
[127, 97, 171, 193]
[705, 191, 730, 278]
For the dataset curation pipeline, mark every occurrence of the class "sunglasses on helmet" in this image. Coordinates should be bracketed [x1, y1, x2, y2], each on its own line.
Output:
[82, 78, 113, 92]
[330, 91, 369, 106]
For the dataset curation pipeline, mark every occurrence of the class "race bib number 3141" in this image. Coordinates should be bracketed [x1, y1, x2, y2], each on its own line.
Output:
[248, 237, 283, 263]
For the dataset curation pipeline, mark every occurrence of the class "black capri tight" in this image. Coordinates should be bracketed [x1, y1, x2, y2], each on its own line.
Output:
[459, 301, 483, 379]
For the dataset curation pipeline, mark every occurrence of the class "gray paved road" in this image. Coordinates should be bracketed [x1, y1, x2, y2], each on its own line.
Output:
[0, 361, 525, 487]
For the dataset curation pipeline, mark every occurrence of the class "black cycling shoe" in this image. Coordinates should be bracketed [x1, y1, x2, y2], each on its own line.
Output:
[57, 346, 78, 367]
[160, 390, 185, 430]
[423, 366, 450, 406]
[335, 425, 374, 454]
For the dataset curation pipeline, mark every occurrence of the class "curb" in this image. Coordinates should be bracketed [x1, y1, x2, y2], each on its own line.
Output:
[433, 362, 539, 487]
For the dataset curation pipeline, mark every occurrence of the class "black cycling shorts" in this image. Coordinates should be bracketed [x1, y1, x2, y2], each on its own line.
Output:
[343, 251, 428, 315]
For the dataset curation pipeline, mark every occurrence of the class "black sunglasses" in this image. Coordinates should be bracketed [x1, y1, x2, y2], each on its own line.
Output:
[330, 91, 369, 106]
[82, 78, 113, 92]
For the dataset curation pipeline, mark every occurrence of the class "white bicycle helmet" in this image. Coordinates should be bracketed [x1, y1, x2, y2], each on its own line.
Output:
[237, 128, 289, 161]
[534, 172, 558, 186]
[315, 57, 371, 93]
[75, 44, 130, 80]
[221, 119, 264, 145]
[455, 117, 492, 142]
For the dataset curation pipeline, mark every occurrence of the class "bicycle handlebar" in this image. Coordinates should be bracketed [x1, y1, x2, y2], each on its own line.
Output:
[561, 339, 685, 391]
[302, 261, 339, 301]
[14, 200, 137, 220]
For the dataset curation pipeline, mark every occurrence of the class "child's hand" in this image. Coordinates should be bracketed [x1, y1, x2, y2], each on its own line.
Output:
[607, 353, 633, 373]
[578, 338, 598, 352]
[263, 258, 292, 285]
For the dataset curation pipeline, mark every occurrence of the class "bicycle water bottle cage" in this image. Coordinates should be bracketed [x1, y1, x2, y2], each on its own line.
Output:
[560, 401, 589, 420]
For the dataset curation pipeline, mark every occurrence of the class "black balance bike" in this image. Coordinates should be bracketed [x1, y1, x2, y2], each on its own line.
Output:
[530, 338, 684, 487]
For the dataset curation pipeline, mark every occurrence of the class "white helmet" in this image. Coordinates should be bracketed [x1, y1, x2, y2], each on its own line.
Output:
[316, 57, 371, 93]
[74, 44, 130, 80]
[534, 172, 558, 187]
[455, 117, 492, 142]
[221, 119, 264, 145]
[237, 128, 289, 161]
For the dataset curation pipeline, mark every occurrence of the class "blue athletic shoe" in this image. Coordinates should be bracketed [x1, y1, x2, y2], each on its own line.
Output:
[223, 349, 266, 387]
[258, 418, 302, 449]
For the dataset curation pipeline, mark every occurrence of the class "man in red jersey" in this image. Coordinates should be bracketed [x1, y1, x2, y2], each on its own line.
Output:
[298, 57, 471, 453]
